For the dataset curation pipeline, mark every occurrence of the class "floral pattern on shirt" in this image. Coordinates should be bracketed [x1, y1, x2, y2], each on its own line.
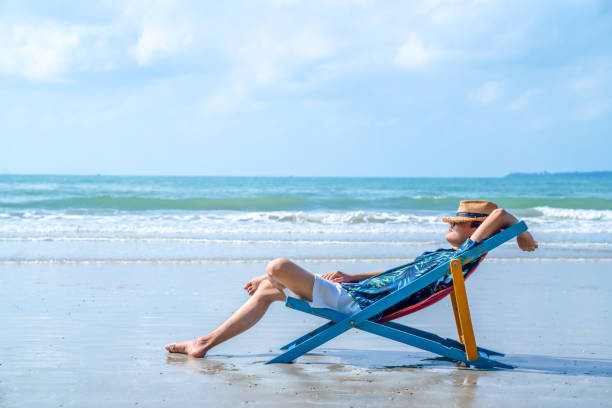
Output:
[340, 238, 483, 319]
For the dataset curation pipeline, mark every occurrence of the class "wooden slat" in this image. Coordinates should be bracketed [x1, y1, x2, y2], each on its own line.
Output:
[450, 259, 478, 361]
[449, 291, 464, 343]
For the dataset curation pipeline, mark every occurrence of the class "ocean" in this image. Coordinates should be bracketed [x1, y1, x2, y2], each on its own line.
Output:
[1, 173, 611, 264]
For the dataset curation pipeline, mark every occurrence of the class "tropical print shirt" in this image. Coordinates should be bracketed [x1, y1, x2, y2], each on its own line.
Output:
[340, 238, 483, 319]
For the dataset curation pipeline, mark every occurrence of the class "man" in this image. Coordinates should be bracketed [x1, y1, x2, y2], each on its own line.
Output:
[165, 200, 537, 357]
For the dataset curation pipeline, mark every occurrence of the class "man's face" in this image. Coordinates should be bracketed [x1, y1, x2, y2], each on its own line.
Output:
[445, 221, 477, 249]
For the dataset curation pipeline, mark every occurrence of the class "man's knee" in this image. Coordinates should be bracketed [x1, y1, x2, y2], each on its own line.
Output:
[266, 257, 292, 280]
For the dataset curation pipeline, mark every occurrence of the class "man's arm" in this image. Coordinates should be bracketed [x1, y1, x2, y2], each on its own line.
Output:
[321, 269, 383, 283]
[470, 208, 538, 251]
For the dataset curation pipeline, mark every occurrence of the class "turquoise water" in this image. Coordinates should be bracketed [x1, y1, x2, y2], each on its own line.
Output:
[3, 174, 612, 211]
[1, 174, 611, 262]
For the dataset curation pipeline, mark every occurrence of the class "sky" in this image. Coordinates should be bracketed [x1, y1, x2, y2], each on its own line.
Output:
[1, 0, 611, 177]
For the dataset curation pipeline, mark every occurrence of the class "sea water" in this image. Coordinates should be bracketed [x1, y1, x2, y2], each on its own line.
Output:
[1, 174, 611, 263]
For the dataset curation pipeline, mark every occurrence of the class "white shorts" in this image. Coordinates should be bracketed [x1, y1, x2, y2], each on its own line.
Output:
[283, 275, 361, 315]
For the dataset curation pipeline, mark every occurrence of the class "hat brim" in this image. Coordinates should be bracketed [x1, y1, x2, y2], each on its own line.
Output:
[442, 216, 488, 223]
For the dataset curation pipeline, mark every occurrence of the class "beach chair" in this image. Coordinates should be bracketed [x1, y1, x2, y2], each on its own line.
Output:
[266, 221, 528, 368]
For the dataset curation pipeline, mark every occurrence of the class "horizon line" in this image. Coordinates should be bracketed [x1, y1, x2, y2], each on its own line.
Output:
[1, 171, 611, 179]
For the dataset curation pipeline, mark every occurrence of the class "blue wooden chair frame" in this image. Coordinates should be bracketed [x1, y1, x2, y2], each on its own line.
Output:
[266, 221, 528, 368]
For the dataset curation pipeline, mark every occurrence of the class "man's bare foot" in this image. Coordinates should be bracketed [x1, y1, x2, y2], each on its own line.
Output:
[244, 275, 267, 296]
[165, 338, 210, 358]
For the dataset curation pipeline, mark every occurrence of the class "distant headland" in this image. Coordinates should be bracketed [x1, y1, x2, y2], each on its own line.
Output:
[505, 171, 612, 178]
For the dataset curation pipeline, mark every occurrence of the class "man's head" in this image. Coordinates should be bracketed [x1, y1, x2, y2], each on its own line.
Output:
[443, 200, 498, 249]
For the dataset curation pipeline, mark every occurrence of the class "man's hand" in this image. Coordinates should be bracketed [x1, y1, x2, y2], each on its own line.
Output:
[517, 231, 538, 252]
[243, 275, 267, 296]
[471, 208, 539, 253]
[321, 270, 356, 283]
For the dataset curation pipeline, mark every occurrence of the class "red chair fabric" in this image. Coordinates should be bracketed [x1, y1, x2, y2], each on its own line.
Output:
[377, 255, 486, 323]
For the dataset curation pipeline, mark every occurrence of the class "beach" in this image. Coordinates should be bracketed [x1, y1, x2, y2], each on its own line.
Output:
[1, 174, 612, 406]
[1, 260, 611, 407]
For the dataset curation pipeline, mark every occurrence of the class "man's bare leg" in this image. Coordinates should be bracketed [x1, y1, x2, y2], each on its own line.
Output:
[265, 257, 315, 301]
[165, 258, 316, 357]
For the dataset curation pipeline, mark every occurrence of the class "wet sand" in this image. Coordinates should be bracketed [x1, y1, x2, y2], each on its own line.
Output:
[1, 260, 611, 407]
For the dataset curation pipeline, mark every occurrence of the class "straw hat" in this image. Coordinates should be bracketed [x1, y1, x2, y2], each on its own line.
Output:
[442, 200, 498, 223]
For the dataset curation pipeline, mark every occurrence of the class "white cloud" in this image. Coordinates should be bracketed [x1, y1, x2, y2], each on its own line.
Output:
[0, 21, 91, 81]
[131, 19, 193, 66]
[234, 27, 336, 83]
[325, 0, 376, 5]
[200, 26, 337, 114]
[202, 82, 246, 115]
[569, 75, 599, 93]
[507, 88, 541, 111]
[393, 34, 440, 69]
[469, 81, 502, 104]
[428, 2, 475, 25]
[577, 100, 611, 120]
[271, 0, 304, 5]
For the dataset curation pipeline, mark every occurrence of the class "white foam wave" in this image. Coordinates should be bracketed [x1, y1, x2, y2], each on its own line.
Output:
[0, 208, 612, 236]
[0, 210, 447, 236]
[533, 206, 612, 221]
[0, 236, 436, 246]
[1, 257, 610, 265]
[1, 236, 610, 250]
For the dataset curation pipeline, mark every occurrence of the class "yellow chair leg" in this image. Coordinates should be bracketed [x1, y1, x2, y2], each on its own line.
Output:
[449, 292, 464, 343]
[450, 259, 479, 361]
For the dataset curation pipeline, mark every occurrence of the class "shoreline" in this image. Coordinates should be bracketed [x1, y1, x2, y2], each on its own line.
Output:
[1, 256, 612, 265]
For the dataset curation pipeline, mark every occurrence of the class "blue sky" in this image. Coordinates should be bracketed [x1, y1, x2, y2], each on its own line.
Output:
[1, 0, 611, 177]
